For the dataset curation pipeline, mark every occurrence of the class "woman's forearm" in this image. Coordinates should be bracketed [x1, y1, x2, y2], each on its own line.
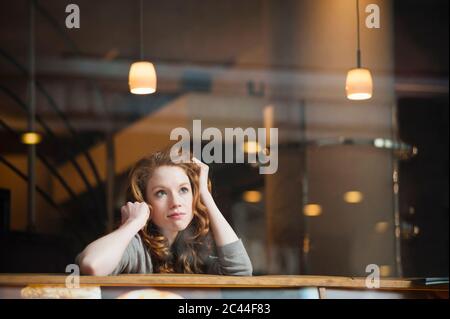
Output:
[77, 218, 144, 276]
[201, 191, 239, 247]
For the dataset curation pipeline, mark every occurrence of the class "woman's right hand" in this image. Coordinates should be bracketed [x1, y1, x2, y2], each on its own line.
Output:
[120, 201, 151, 229]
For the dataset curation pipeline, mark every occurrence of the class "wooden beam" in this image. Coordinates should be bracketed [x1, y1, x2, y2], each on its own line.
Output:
[1, 274, 447, 291]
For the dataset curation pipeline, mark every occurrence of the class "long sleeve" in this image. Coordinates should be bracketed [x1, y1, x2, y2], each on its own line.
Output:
[109, 234, 153, 275]
[77, 235, 252, 276]
[206, 239, 253, 276]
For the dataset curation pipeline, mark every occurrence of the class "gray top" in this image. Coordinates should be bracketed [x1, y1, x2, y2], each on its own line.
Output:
[107, 234, 253, 276]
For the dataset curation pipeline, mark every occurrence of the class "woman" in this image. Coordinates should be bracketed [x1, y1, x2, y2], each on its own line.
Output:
[76, 148, 253, 276]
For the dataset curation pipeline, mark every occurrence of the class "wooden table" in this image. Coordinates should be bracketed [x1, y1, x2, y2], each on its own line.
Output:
[0, 274, 447, 299]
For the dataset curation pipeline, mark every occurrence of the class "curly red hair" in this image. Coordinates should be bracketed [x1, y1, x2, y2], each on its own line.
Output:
[126, 147, 213, 273]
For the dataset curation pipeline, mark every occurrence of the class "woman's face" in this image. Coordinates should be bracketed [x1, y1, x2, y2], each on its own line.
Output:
[146, 165, 194, 240]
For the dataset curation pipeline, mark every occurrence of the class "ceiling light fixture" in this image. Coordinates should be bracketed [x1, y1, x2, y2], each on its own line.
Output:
[346, 0, 373, 100]
[129, 0, 157, 95]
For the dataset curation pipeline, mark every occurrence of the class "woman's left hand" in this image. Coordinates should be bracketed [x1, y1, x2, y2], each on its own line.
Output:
[192, 157, 210, 195]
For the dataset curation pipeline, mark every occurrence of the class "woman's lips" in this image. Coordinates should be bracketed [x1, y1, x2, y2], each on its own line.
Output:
[168, 213, 185, 220]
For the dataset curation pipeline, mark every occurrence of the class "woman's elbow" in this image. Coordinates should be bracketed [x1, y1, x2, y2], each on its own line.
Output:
[233, 263, 253, 276]
[240, 257, 253, 276]
[78, 258, 95, 275]
[78, 256, 105, 276]
[241, 265, 253, 276]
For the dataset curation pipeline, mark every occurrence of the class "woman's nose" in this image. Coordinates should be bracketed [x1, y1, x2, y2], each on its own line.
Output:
[169, 192, 182, 207]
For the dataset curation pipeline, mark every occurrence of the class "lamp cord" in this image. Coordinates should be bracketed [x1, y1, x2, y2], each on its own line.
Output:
[140, 0, 144, 60]
[356, 0, 361, 68]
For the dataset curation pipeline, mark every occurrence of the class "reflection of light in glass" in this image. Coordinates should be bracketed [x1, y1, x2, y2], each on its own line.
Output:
[393, 184, 399, 194]
[375, 221, 389, 233]
[263, 105, 274, 145]
[117, 289, 183, 299]
[303, 204, 322, 217]
[303, 235, 310, 253]
[374, 138, 384, 148]
[243, 141, 261, 154]
[374, 138, 396, 149]
[380, 265, 391, 277]
[344, 191, 363, 203]
[21, 132, 42, 145]
[243, 191, 262, 203]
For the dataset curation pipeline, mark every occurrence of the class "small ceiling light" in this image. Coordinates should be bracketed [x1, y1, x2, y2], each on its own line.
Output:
[21, 132, 42, 145]
[129, 0, 157, 95]
[346, 0, 373, 100]
[303, 204, 322, 217]
[243, 190, 262, 203]
[343, 191, 364, 203]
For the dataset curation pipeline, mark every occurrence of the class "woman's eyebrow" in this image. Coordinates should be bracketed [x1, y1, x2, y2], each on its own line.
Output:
[151, 182, 189, 190]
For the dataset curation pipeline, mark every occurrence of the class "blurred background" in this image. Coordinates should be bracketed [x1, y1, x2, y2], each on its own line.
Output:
[0, 0, 448, 277]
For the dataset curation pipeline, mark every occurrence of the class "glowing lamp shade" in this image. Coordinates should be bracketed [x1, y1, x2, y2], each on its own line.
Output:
[345, 68, 373, 100]
[129, 61, 157, 94]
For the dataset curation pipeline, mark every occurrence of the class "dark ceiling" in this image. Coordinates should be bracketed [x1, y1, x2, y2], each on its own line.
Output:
[0, 0, 448, 158]
[393, 0, 449, 78]
[0, 0, 448, 75]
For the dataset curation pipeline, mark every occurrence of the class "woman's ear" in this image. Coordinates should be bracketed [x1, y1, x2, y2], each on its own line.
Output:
[207, 178, 212, 193]
[147, 203, 153, 221]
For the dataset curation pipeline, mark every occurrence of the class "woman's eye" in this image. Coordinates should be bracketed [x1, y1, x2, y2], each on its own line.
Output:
[155, 190, 166, 197]
[180, 187, 189, 193]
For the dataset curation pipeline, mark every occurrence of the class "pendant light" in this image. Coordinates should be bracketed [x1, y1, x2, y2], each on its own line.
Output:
[129, 0, 157, 94]
[346, 0, 373, 100]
